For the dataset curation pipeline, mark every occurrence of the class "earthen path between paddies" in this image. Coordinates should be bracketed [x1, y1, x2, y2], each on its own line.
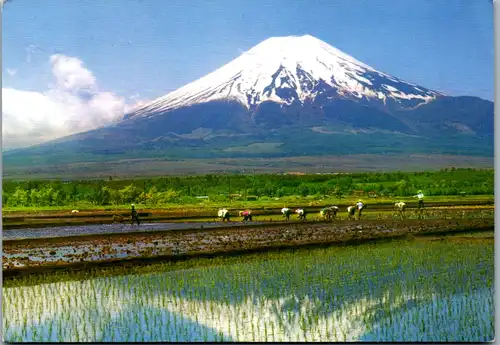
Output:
[2, 200, 494, 230]
[3, 216, 494, 277]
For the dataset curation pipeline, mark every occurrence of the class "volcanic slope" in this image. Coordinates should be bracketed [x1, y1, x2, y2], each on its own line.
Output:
[4, 35, 493, 169]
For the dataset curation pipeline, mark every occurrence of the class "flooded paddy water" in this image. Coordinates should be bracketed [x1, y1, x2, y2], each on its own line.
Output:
[3, 219, 493, 271]
[2, 232, 494, 342]
[3, 221, 266, 241]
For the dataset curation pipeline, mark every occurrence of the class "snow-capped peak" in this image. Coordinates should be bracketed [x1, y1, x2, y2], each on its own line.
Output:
[129, 35, 443, 118]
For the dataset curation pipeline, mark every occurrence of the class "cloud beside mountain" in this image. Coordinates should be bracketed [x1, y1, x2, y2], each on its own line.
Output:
[2, 54, 145, 150]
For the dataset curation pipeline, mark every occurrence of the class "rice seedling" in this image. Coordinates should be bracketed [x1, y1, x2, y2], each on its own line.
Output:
[2, 233, 494, 342]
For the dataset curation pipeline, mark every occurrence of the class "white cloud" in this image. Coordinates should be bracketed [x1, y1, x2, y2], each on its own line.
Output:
[6, 68, 17, 76]
[50, 54, 95, 91]
[2, 54, 144, 150]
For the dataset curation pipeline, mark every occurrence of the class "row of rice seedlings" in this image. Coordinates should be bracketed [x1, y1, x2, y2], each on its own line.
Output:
[3, 237, 494, 342]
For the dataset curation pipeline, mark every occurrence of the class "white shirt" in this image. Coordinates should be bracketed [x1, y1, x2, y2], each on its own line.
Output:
[356, 202, 364, 210]
[282, 208, 290, 214]
[416, 193, 424, 200]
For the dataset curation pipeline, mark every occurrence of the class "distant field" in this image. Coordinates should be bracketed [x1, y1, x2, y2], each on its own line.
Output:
[2, 154, 493, 179]
[2, 195, 494, 214]
[222, 142, 283, 154]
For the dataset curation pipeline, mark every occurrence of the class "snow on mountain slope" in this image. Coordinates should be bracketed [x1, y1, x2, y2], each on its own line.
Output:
[128, 35, 443, 119]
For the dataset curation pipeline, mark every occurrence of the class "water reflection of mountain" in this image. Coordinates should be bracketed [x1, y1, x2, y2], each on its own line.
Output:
[3, 238, 494, 342]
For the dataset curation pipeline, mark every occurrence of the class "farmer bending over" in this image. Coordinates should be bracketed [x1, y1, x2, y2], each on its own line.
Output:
[320, 208, 329, 220]
[239, 210, 253, 222]
[347, 205, 356, 220]
[395, 201, 406, 220]
[131, 204, 140, 225]
[355, 200, 365, 220]
[328, 206, 340, 219]
[296, 208, 307, 220]
[281, 207, 292, 221]
[320, 206, 338, 220]
[218, 208, 230, 222]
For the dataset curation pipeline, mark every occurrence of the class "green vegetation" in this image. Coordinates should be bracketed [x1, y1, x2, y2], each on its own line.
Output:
[3, 238, 494, 341]
[3, 130, 493, 169]
[2, 168, 493, 211]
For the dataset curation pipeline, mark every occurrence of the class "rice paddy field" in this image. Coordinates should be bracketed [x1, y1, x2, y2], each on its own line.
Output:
[2, 232, 494, 342]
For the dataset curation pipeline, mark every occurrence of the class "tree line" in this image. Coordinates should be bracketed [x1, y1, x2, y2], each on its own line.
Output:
[2, 168, 493, 207]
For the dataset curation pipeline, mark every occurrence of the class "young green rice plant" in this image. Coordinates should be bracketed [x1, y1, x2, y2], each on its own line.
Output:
[3, 233, 494, 342]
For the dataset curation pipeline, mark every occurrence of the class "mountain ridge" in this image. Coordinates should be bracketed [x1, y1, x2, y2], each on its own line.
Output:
[3, 34, 493, 172]
[126, 35, 443, 120]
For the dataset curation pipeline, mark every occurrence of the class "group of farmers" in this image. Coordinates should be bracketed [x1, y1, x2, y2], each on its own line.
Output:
[126, 190, 426, 225]
[216, 190, 425, 222]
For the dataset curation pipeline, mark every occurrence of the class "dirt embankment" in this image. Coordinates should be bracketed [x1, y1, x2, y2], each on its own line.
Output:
[3, 218, 493, 276]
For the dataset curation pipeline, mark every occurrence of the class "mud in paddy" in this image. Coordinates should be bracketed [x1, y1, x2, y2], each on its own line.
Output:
[3, 218, 494, 275]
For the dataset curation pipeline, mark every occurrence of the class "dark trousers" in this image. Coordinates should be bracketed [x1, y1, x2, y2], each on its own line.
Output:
[131, 215, 140, 225]
[418, 200, 424, 208]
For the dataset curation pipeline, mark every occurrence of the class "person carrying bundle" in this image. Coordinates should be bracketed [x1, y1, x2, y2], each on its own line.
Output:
[239, 210, 253, 222]
[281, 207, 292, 221]
[218, 208, 230, 222]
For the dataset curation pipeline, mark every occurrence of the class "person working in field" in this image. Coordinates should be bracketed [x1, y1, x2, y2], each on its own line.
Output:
[296, 208, 307, 220]
[413, 190, 425, 219]
[329, 206, 340, 219]
[320, 207, 329, 219]
[355, 200, 365, 220]
[347, 205, 356, 220]
[218, 208, 230, 222]
[131, 204, 140, 225]
[414, 190, 425, 209]
[281, 207, 292, 221]
[395, 201, 406, 220]
[320, 206, 339, 220]
[239, 210, 253, 222]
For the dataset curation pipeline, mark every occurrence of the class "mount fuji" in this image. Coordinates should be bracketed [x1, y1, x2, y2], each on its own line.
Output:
[126, 34, 441, 119]
[4, 35, 493, 173]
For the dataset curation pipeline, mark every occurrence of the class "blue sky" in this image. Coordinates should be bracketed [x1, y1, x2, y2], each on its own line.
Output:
[1, 0, 494, 149]
[3, 0, 494, 100]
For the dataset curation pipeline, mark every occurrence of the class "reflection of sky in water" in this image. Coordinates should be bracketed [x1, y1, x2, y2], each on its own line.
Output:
[3, 221, 260, 240]
[3, 239, 494, 342]
[359, 288, 493, 342]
